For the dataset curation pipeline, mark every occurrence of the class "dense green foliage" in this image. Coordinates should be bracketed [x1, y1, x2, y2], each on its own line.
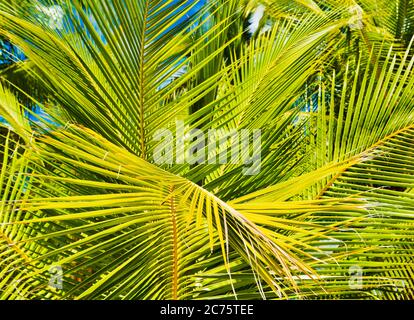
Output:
[0, 0, 413, 300]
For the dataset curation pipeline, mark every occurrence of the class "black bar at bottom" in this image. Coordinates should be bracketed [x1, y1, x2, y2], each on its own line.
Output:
[0, 300, 409, 318]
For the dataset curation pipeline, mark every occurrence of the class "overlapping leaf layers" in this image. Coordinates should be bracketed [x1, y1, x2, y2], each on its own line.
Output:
[0, 0, 413, 300]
